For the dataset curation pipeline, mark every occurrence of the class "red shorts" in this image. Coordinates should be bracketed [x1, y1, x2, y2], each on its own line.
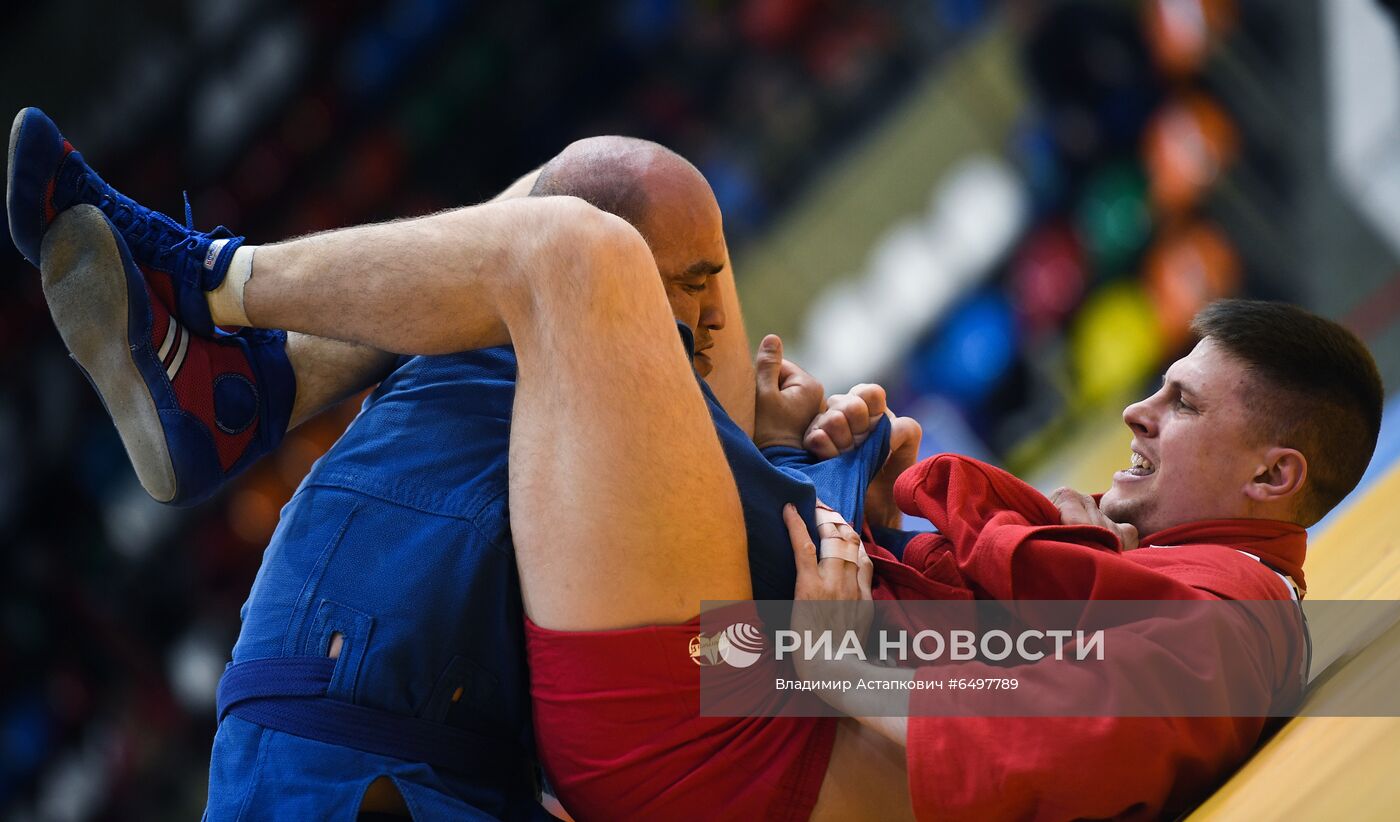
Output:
[526, 616, 838, 822]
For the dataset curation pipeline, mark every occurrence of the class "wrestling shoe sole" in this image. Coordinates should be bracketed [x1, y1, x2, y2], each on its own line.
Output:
[7, 108, 29, 257]
[41, 205, 178, 502]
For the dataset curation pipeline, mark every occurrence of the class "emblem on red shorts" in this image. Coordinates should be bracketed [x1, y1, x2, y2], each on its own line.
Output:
[689, 632, 725, 666]
[690, 623, 764, 668]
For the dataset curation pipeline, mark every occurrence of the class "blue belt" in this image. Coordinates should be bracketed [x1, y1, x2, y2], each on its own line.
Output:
[216, 656, 522, 781]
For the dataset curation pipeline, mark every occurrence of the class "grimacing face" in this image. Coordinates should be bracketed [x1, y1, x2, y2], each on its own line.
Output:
[1100, 337, 1289, 538]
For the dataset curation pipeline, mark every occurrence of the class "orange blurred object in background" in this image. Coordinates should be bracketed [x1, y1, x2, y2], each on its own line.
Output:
[1143, 220, 1242, 349]
[1143, 0, 1237, 77]
[1143, 91, 1240, 215]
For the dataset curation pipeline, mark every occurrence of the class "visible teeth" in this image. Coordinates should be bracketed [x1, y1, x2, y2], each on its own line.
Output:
[1130, 451, 1154, 472]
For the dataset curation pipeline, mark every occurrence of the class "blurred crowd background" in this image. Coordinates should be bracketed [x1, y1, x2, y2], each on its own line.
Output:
[2, 0, 1399, 818]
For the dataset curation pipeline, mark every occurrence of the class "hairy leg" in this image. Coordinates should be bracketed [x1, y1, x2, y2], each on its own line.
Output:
[256, 168, 543, 430]
[277, 241, 753, 434]
[503, 240, 750, 628]
[284, 333, 396, 428]
[223, 198, 588, 354]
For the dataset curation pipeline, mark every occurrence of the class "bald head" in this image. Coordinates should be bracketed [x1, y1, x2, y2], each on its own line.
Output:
[528, 136, 709, 236]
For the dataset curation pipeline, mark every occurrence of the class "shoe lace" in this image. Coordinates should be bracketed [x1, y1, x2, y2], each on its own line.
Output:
[168, 191, 239, 258]
[76, 174, 237, 267]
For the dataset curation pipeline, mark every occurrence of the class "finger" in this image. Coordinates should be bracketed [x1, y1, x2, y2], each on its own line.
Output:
[1060, 496, 1093, 526]
[784, 503, 819, 575]
[818, 554, 860, 589]
[777, 357, 814, 388]
[754, 335, 784, 395]
[1051, 487, 1093, 525]
[827, 393, 873, 439]
[848, 383, 888, 420]
[803, 427, 840, 460]
[1073, 496, 1099, 527]
[816, 520, 861, 547]
[887, 415, 922, 462]
[810, 408, 854, 453]
[780, 361, 828, 417]
[1116, 522, 1139, 552]
[814, 502, 853, 528]
[857, 545, 874, 600]
[815, 507, 862, 571]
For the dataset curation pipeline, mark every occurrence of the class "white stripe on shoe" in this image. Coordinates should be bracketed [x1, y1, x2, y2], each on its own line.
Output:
[166, 323, 189, 380]
[157, 316, 178, 361]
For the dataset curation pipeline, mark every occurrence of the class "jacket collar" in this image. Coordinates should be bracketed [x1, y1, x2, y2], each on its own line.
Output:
[1142, 518, 1308, 595]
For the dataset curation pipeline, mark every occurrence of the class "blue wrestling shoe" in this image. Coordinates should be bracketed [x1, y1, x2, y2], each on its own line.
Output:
[38, 205, 294, 505]
[8, 106, 239, 336]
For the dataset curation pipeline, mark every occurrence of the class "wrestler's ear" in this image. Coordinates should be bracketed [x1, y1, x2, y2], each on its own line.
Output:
[1245, 447, 1307, 506]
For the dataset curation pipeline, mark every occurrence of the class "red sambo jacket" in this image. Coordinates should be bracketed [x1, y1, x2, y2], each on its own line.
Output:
[867, 454, 1307, 821]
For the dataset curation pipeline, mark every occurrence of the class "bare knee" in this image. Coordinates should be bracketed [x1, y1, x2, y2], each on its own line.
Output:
[512, 197, 663, 323]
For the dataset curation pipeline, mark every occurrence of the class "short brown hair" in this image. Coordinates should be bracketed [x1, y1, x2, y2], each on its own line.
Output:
[1191, 299, 1384, 525]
